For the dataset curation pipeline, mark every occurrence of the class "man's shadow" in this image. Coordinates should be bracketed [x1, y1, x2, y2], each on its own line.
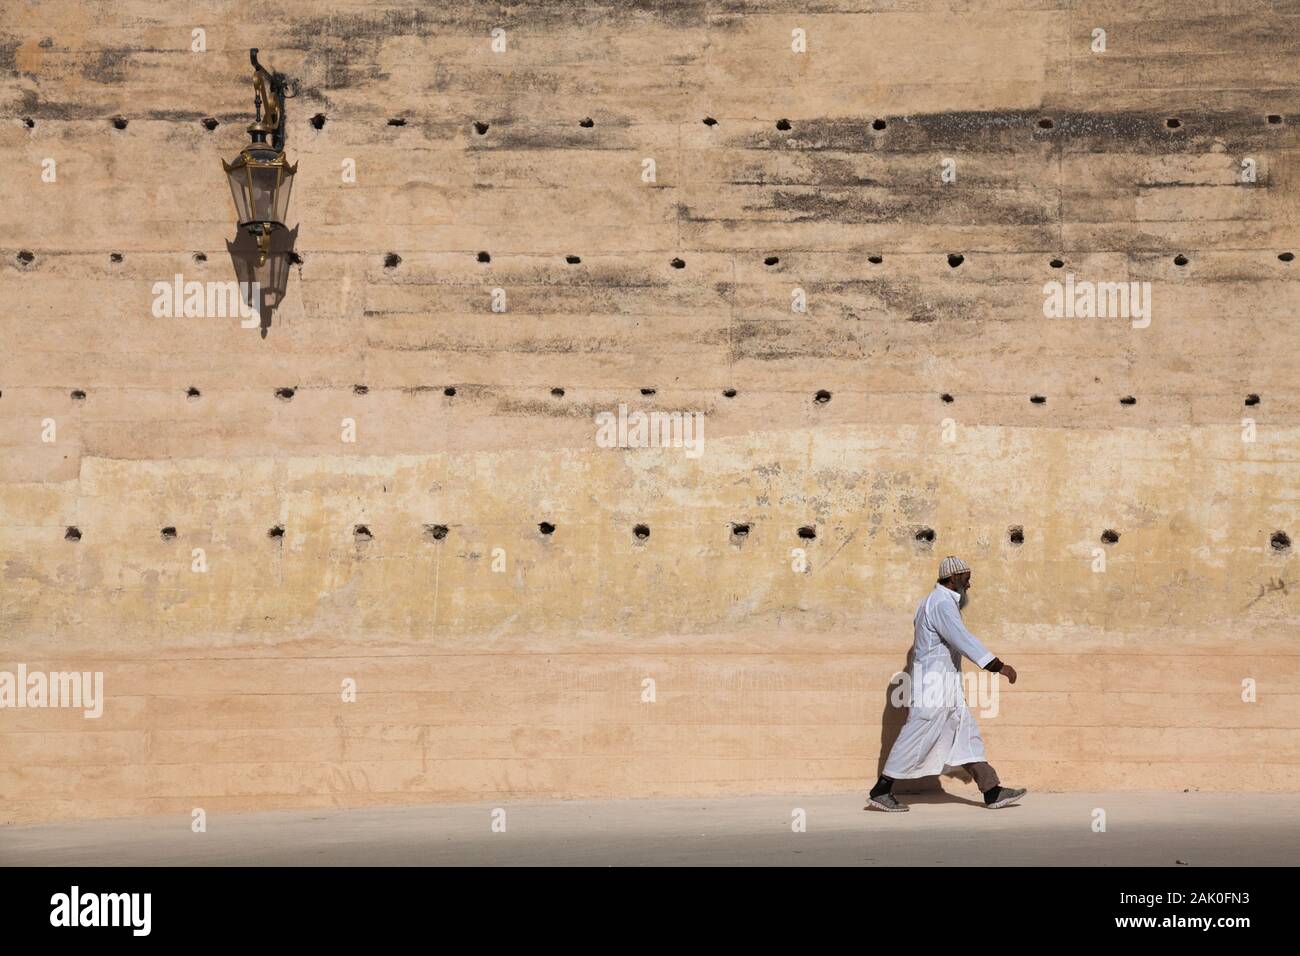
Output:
[876, 648, 983, 805]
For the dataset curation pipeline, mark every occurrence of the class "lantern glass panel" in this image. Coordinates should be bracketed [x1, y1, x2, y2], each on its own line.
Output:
[272, 165, 295, 225]
[226, 163, 253, 223]
[249, 165, 281, 224]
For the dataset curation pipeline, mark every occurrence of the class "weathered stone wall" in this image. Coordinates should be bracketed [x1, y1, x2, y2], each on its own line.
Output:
[1, 1, 1297, 823]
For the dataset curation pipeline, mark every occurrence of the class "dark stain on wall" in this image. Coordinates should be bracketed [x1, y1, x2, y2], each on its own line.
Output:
[742, 110, 1295, 154]
[81, 48, 132, 83]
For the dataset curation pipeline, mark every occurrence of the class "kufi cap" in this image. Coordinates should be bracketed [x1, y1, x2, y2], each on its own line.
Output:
[938, 555, 970, 579]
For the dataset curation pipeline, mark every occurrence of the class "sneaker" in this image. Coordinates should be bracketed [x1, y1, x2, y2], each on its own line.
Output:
[865, 793, 909, 812]
[985, 786, 1027, 809]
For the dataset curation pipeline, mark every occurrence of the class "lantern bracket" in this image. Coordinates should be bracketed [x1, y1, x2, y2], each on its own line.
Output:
[249, 48, 288, 152]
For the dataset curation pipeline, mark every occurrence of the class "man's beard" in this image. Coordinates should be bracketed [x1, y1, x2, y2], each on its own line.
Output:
[957, 587, 970, 610]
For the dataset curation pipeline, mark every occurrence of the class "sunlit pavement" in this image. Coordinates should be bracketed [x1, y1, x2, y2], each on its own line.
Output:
[3, 791, 1297, 866]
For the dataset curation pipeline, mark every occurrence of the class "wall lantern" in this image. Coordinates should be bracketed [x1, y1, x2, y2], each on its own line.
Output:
[222, 48, 296, 268]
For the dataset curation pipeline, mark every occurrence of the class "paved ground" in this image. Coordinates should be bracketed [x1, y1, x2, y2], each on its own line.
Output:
[2, 791, 1298, 866]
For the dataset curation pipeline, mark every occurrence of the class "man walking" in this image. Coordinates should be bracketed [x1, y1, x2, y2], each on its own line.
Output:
[866, 556, 1027, 811]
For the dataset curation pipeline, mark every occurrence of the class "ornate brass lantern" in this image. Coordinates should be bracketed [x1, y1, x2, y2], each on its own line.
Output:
[223, 49, 296, 267]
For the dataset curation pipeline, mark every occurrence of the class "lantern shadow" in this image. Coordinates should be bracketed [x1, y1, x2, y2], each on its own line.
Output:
[226, 225, 299, 339]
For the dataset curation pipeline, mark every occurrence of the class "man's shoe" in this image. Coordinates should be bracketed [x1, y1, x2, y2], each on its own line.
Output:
[985, 786, 1027, 809]
[865, 793, 909, 812]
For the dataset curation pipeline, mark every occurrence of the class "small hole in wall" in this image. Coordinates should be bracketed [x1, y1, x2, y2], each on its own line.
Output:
[383, 253, 401, 269]
[444, 386, 456, 397]
[193, 252, 207, 263]
[915, 527, 935, 544]
[764, 256, 780, 266]
[776, 118, 792, 131]
[551, 387, 565, 397]
[633, 524, 650, 541]
[1267, 114, 1282, 125]
[1120, 395, 1136, 405]
[1165, 117, 1182, 129]
[310, 114, 326, 130]
[387, 117, 407, 127]
[186, 387, 201, 400]
[1101, 529, 1120, 545]
[703, 117, 717, 126]
[353, 384, 368, 395]
[868, 255, 883, 264]
[1272, 531, 1292, 552]
[424, 524, 449, 541]
[1279, 252, 1294, 262]
[941, 393, 954, 403]
[202, 117, 219, 131]
[947, 253, 964, 268]
[70, 390, 86, 401]
[1008, 526, 1024, 545]
[1030, 394, 1046, 404]
[473, 121, 489, 135]
[538, 521, 556, 536]
[112, 116, 128, 130]
[797, 526, 817, 540]
[814, 390, 832, 404]
[579, 117, 594, 128]
[1050, 258, 1064, 269]
[160, 527, 177, 541]
[477, 251, 490, 263]
[731, 522, 750, 539]
[1174, 254, 1188, 267]
[641, 387, 656, 396]
[1037, 117, 1054, 129]
[872, 118, 887, 131]
[23, 117, 35, 128]
[65, 526, 81, 541]
[722, 388, 737, 398]
[1245, 393, 1260, 406]
[110, 252, 122, 263]
[268, 525, 285, 539]
[670, 257, 685, 269]
[353, 525, 373, 542]
[17, 250, 34, 265]
[565, 255, 581, 264]
[276, 387, 295, 401]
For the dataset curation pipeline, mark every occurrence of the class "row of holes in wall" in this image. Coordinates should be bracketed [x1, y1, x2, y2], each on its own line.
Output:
[16, 250, 1297, 270]
[42, 114, 1286, 133]
[29, 388, 1268, 408]
[59, 525, 1294, 552]
[387, 252, 1295, 269]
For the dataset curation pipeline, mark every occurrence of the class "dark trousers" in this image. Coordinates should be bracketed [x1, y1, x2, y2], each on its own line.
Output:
[964, 761, 1000, 792]
[874, 761, 1001, 797]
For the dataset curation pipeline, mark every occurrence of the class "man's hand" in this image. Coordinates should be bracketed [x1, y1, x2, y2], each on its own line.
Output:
[1001, 664, 1017, 685]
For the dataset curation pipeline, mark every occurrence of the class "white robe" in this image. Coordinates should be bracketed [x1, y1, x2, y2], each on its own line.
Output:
[883, 583, 996, 779]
